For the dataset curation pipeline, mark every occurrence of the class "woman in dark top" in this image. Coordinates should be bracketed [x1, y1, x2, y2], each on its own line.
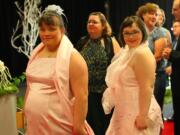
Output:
[76, 12, 120, 135]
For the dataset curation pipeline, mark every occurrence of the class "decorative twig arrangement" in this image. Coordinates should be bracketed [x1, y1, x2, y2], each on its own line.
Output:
[11, 0, 41, 58]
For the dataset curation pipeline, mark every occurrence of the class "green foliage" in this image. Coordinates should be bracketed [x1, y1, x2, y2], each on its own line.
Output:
[16, 72, 26, 109]
[0, 84, 19, 96]
[17, 96, 25, 109]
[12, 72, 26, 86]
[0, 72, 26, 96]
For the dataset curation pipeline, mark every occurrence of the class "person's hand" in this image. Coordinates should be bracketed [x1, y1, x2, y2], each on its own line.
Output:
[135, 115, 149, 130]
[163, 47, 172, 59]
[165, 66, 172, 76]
[73, 125, 88, 135]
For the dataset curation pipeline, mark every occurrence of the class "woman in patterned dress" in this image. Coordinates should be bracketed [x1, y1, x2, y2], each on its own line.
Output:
[76, 12, 120, 135]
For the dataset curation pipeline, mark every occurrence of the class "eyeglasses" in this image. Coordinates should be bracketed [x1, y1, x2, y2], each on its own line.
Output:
[123, 31, 141, 37]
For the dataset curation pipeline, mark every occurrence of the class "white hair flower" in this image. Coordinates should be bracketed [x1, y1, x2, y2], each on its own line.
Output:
[44, 4, 65, 16]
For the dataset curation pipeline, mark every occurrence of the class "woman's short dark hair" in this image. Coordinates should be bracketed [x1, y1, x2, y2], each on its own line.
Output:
[119, 16, 148, 47]
[38, 11, 65, 29]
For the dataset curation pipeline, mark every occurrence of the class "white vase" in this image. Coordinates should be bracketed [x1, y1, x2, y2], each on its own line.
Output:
[0, 94, 17, 135]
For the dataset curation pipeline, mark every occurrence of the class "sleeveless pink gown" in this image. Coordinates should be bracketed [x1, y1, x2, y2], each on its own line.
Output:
[24, 35, 94, 135]
[25, 57, 93, 135]
[103, 44, 163, 135]
[25, 58, 74, 134]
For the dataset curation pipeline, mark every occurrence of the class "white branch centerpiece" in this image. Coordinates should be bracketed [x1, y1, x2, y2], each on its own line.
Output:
[11, 0, 41, 58]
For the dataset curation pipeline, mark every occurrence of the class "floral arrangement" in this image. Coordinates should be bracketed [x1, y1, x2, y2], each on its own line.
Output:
[0, 60, 19, 96]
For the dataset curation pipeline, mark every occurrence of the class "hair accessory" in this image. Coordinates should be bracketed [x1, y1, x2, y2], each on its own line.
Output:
[43, 4, 65, 17]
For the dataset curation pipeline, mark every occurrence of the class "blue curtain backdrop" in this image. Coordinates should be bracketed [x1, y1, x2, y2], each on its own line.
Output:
[0, 0, 173, 76]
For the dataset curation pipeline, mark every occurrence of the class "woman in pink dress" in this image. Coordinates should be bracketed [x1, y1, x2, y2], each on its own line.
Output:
[24, 5, 94, 135]
[102, 16, 163, 135]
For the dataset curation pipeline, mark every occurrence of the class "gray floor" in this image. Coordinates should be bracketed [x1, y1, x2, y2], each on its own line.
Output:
[163, 103, 174, 120]
[162, 85, 174, 120]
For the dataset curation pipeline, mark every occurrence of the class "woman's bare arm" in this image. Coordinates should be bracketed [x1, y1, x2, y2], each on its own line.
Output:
[70, 51, 88, 135]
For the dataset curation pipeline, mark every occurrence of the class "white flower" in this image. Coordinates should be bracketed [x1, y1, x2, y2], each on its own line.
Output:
[44, 4, 65, 16]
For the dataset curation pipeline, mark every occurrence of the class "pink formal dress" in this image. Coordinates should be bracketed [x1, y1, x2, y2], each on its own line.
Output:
[102, 44, 163, 135]
[25, 58, 64, 135]
[24, 35, 94, 135]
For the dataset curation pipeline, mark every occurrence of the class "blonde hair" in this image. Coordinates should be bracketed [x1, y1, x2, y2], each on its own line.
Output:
[156, 8, 166, 26]
[89, 12, 112, 36]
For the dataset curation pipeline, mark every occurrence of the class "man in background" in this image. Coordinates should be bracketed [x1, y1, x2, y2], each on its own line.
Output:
[163, 0, 180, 134]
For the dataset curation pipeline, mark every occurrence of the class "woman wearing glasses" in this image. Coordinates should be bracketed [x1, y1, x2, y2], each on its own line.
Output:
[102, 16, 163, 135]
